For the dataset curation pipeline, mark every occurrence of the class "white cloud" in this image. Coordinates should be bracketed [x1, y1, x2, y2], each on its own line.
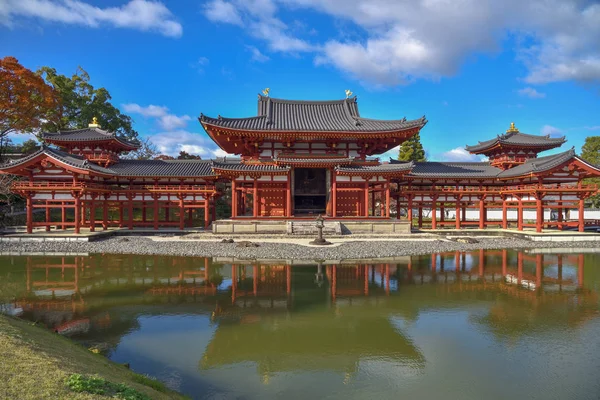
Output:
[440, 147, 484, 162]
[202, 0, 600, 86]
[1, 0, 182, 37]
[147, 130, 231, 158]
[202, 0, 314, 53]
[122, 103, 191, 131]
[540, 125, 563, 137]
[246, 45, 270, 62]
[203, 0, 243, 26]
[122, 104, 168, 118]
[518, 87, 546, 99]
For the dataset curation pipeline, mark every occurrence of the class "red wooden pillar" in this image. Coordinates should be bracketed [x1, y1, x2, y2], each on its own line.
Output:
[418, 206, 423, 228]
[363, 180, 369, 217]
[26, 194, 33, 234]
[89, 196, 96, 232]
[407, 196, 413, 225]
[385, 182, 390, 218]
[287, 172, 293, 217]
[517, 198, 523, 231]
[253, 179, 259, 218]
[501, 197, 508, 229]
[431, 197, 437, 229]
[557, 200, 563, 230]
[74, 195, 81, 234]
[179, 197, 185, 230]
[462, 205, 467, 222]
[478, 196, 485, 229]
[455, 198, 461, 229]
[204, 199, 210, 229]
[231, 179, 237, 218]
[331, 172, 337, 218]
[45, 201, 51, 232]
[440, 204, 445, 223]
[578, 197, 585, 232]
[396, 196, 401, 220]
[535, 197, 543, 233]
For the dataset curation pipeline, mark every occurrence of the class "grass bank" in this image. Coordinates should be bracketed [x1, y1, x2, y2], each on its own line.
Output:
[0, 315, 187, 399]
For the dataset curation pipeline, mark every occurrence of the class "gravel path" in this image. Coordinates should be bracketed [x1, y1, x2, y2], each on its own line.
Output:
[1, 236, 599, 260]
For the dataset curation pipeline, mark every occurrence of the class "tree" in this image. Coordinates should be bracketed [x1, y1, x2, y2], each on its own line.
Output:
[0, 56, 60, 160]
[20, 139, 39, 155]
[177, 150, 201, 160]
[38, 66, 138, 141]
[581, 136, 600, 208]
[398, 132, 426, 162]
[122, 137, 159, 160]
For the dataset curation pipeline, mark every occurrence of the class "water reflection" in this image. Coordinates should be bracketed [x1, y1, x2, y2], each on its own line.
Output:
[0, 250, 598, 399]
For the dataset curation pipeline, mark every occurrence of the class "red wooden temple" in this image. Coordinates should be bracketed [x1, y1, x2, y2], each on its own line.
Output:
[1, 95, 599, 234]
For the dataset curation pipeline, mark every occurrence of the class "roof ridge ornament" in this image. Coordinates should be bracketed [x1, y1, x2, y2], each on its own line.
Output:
[345, 89, 353, 99]
[88, 116, 100, 128]
[506, 122, 518, 133]
[262, 88, 270, 97]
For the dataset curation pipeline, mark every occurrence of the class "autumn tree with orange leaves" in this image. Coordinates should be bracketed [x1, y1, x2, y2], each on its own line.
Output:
[0, 56, 60, 159]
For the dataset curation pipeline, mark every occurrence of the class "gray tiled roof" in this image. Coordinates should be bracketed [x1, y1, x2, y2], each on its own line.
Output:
[200, 95, 427, 133]
[407, 161, 502, 178]
[0, 146, 115, 175]
[497, 148, 578, 178]
[109, 159, 216, 177]
[336, 161, 414, 173]
[42, 128, 140, 149]
[465, 131, 565, 153]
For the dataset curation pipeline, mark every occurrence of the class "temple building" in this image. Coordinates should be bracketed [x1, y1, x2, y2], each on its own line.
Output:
[1, 94, 599, 234]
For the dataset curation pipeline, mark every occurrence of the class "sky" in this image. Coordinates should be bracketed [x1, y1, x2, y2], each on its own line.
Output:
[1, 0, 600, 162]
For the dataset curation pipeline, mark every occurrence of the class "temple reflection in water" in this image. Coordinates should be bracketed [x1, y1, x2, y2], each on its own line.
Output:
[1, 251, 598, 387]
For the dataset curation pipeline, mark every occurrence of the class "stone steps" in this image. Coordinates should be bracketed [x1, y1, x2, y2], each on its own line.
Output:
[287, 221, 342, 235]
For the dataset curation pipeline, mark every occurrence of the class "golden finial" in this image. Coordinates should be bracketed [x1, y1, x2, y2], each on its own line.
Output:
[506, 122, 518, 133]
[262, 88, 270, 97]
[345, 89, 353, 98]
[88, 116, 100, 128]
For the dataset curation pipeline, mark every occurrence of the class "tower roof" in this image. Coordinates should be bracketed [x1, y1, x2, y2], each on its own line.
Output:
[465, 123, 565, 154]
[42, 127, 140, 151]
[200, 94, 426, 133]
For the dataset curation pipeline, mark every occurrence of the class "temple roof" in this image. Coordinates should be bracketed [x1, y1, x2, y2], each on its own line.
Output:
[42, 127, 140, 150]
[406, 161, 502, 179]
[108, 159, 215, 178]
[336, 161, 414, 175]
[465, 129, 566, 154]
[0, 146, 115, 175]
[497, 148, 579, 178]
[200, 95, 427, 133]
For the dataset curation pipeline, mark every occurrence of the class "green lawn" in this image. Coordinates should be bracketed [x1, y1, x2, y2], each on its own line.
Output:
[0, 315, 187, 399]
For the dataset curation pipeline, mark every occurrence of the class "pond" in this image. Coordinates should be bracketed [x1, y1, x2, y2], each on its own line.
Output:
[1, 250, 599, 400]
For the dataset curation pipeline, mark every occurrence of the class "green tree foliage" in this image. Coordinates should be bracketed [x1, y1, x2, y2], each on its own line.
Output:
[38, 66, 138, 141]
[177, 150, 201, 160]
[581, 136, 600, 208]
[398, 133, 426, 162]
[19, 139, 39, 155]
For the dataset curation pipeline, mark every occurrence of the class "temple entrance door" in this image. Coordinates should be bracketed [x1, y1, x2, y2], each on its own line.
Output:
[293, 168, 327, 216]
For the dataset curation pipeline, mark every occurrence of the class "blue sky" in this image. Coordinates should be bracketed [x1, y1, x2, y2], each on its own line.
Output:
[1, 0, 599, 161]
